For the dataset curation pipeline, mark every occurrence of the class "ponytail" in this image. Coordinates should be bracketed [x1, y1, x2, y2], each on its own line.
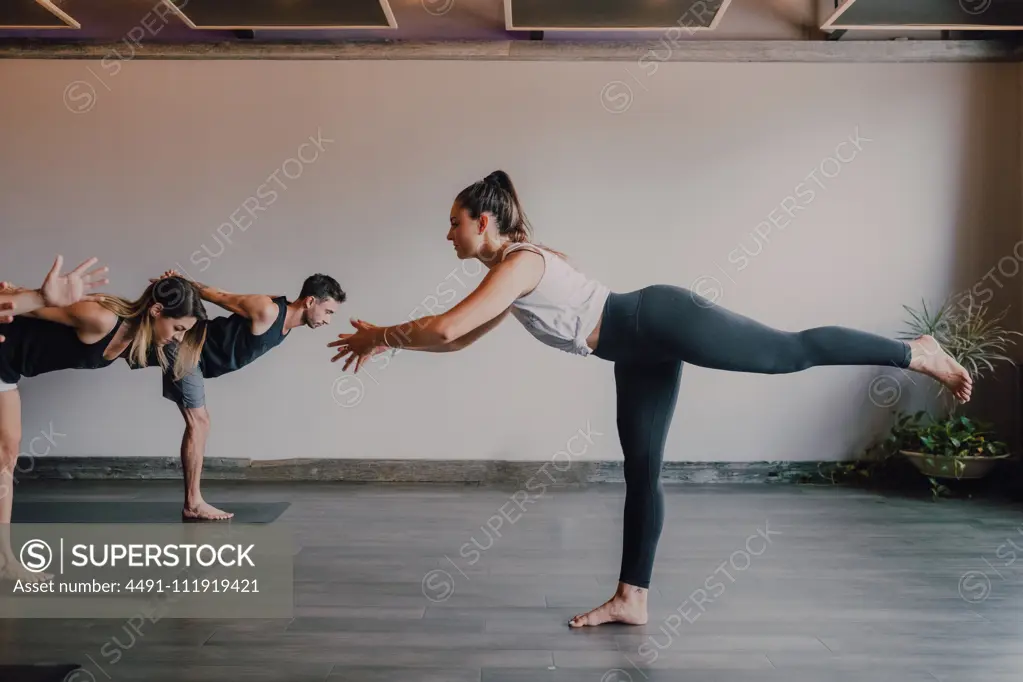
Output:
[456, 170, 567, 259]
[482, 170, 530, 243]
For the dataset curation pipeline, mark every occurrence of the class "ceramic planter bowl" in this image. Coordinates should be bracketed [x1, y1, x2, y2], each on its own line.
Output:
[901, 450, 1010, 480]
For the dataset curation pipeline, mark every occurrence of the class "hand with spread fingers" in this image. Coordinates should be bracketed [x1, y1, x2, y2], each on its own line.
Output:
[38, 255, 110, 308]
[0, 256, 110, 332]
[328, 318, 391, 373]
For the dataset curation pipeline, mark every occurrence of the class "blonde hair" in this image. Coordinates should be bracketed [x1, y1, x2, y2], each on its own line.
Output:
[93, 277, 207, 381]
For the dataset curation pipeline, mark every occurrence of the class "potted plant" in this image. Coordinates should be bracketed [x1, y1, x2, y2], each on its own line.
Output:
[890, 292, 1021, 489]
[888, 410, 1010, 479]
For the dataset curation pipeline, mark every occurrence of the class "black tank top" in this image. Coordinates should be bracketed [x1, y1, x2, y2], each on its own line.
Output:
[0, 315, 126, 384]
[199, 296, 290, 378]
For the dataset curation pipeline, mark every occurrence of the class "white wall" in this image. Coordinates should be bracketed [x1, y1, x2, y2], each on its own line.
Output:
[0, 59, 1019, 463]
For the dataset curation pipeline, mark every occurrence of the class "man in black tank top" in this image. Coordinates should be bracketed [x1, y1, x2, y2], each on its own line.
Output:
[155, 272, 345, 520]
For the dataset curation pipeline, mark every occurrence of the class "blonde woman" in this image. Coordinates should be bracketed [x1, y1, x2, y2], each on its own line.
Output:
[0, 258, 207, 581]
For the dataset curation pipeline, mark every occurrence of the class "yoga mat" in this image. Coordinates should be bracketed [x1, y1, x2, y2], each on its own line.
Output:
[0, 664, 81, 681]
[11, 501, 290, 524]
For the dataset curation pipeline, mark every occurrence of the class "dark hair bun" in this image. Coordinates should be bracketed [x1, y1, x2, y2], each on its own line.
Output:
[456, 170, 531, 242]
[484, 170, 514, 194]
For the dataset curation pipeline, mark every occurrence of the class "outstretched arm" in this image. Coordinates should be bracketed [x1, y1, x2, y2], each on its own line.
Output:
[154, 271, 277, 326]
[355, 307, 512, 355]
[194, 282, 277, 323]
[0, 255, 109, 322]
[329, 251, 540, 371]
[418, 308, 512, 352]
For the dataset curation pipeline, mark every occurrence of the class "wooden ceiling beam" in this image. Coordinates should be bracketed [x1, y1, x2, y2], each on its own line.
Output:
[0, 39, 1020, 63]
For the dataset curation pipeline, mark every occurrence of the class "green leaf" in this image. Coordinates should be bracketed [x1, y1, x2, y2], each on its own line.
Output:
[900, 297, 1021, 385]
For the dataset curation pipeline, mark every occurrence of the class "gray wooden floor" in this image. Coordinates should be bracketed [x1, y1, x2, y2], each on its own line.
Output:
[3, 480, 1023, 681]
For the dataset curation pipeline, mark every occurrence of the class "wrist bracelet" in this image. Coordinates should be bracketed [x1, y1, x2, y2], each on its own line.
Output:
[383, 329, 398, 357]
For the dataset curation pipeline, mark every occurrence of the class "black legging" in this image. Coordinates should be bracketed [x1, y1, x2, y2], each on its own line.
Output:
[591, 284, 912, 588]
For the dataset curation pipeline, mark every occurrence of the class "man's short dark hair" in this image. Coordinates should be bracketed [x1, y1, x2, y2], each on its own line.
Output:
[300, 274, 346, 304]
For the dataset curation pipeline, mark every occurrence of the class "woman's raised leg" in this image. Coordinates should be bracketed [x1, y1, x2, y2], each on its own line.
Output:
[638, 285, 972, 402]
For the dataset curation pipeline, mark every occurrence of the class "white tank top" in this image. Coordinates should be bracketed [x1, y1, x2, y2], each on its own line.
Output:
[501, 242, 611, 357]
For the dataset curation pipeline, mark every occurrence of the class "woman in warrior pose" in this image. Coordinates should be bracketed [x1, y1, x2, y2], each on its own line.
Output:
[0, 256, 207, 581]
[327, 171, 972, 627]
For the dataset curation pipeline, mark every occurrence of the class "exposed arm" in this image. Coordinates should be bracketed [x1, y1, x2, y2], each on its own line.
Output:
[416, 308, 512, 352]
[0, 286, 68, 324]
[11, 301, 113, 334]
[191, 280, 277, 326]
[0, 255, 109, 324]
[374, 253, 538, 351]
[328, 251, 541, 370]
[0, 288, 48, 318]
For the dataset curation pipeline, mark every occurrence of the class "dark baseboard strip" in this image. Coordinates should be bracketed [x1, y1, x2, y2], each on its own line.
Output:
[15, 456, 830, 485]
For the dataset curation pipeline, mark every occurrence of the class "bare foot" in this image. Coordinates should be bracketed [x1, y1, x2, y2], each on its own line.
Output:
[569, 583, 648, 628]
[182, 501, 234, 521]
[0, 554, 52, 583]
[907, 335, 973, 403]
